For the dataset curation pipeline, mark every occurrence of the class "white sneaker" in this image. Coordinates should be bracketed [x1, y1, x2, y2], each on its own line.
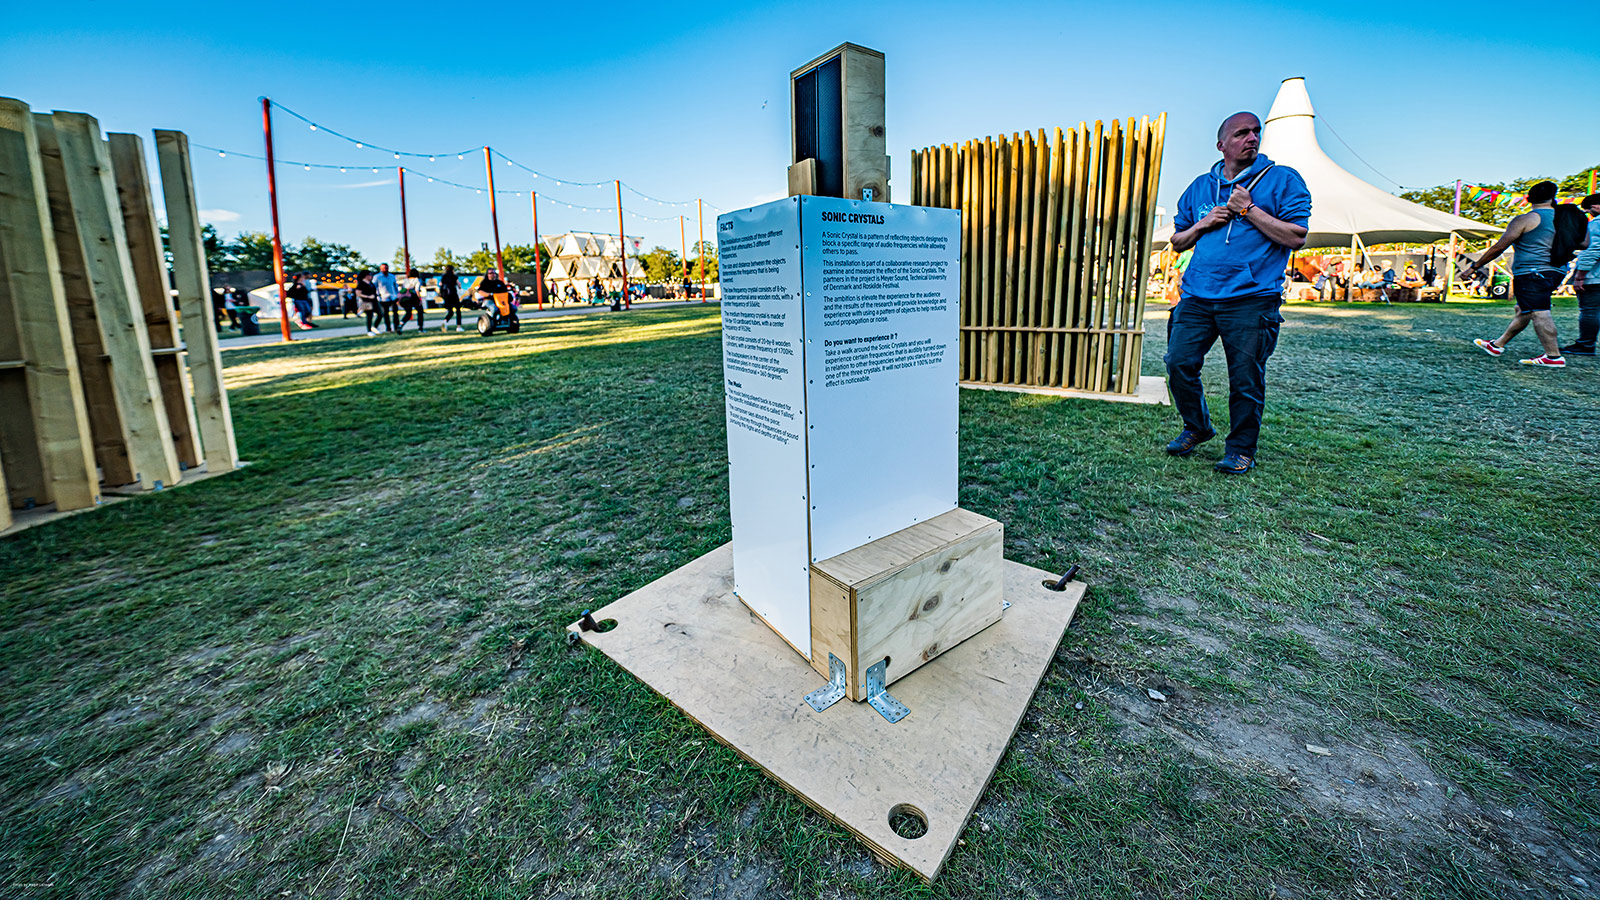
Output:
[368, 329, 379, 336]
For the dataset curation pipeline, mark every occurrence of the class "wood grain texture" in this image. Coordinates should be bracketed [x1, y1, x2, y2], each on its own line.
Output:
[109, 132, 199, 469]
[0, 214, 48, 509]
[810, 509, 1004, 699]
[0, 98, 97, 510]
[51, 112, 178, 490]
[154, 129, 237, 473]
[34, 115, 135, 487]
[571, 544, 1083, 883]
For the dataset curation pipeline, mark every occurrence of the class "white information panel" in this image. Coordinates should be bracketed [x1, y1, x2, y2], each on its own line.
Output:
[719, 196, 961, 658]
[718, 198, 811, 656]
[800, 196, 960, 561]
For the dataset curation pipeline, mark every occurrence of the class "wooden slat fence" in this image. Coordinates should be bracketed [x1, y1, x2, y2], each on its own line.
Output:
[911, 114, 1166, 393]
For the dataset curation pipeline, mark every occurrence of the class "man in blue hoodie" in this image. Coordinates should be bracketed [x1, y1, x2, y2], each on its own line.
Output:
[1165, 112, 1311, 474]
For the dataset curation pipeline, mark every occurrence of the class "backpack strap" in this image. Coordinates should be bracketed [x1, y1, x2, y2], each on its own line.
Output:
[1244, 163, 1275, 193]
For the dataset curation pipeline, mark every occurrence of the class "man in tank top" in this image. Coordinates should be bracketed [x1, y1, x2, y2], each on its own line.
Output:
[1468, 181, 1568, 367]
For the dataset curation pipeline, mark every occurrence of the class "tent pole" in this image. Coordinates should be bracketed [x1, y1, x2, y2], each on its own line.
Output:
[1446, 231, 1457, 300]
[1347, 235, 1356, 301]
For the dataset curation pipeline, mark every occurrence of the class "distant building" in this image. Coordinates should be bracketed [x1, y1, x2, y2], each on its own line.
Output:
[542, 231, 645, 297]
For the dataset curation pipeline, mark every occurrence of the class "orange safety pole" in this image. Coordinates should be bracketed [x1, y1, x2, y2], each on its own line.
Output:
[484, 147, 504, 279]
[697, 198, 706, 302]
[679, 215, 688, 297]
[261, 97, 292, 341]
[398, 166, 411, 274]
[615, 179, 629, 309]
[531, 192, 544, 310]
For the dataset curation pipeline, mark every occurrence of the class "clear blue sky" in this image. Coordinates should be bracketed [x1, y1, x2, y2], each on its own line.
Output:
[3, 0, 1594, 264]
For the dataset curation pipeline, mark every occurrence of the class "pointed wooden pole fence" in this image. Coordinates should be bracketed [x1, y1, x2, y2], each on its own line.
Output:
[483, 147, 504, 279]
[615, 180, 629, 309]
[530, 191, 544, 310]
[260, 98, 292, 342]
[911, 114, 1165, 394]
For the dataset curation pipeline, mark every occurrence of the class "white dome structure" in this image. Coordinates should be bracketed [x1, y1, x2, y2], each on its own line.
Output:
[1261, 77, 1495, 248]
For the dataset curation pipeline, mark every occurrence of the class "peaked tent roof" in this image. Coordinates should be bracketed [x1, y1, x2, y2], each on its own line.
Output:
[1155, 78, 1497, 249]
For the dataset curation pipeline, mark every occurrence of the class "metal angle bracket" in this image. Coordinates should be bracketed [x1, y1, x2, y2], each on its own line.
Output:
[865, 658, 909, 724]
[804, 653, 848, 712]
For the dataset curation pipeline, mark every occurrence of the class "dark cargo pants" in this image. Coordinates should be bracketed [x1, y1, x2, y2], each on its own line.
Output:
[1163, 294, 1284, 458]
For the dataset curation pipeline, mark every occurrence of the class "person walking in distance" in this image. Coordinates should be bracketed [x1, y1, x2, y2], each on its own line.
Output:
[398, 267, 426, 332]
[285, 273, 314, 329]
[437, 264, 462, 331]
[1164, 111, 1311, 474]
[355, 270, 381, 336]
[1470, 181, 1586, 367]
[1559, 193, 1600, 356]
[374, 263, 400, 334]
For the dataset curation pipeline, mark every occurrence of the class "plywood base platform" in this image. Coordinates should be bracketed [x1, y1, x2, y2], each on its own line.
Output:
[961, 373, 1169, 405]
[568, 543, 1083, 881]
[0, 460, 244, 538]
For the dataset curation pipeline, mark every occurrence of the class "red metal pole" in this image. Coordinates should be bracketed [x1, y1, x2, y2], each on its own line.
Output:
[615, 179, 629, 309]
[531, 192, 544, 310]
[679, 215, 688, 298]
[484, 147, 504, 279]
[697, 198, 706, 302]
[399, 166, 411, 273]
[261, 97, 292, 341]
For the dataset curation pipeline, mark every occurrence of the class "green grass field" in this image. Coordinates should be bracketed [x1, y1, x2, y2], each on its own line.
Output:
[2, 299, 1596, 899]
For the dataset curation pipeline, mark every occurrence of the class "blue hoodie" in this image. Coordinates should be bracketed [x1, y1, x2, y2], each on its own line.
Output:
[1172, 153, 1311, 300]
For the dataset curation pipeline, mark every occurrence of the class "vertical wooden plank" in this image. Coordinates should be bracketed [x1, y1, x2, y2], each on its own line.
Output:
[156, 129, 238, 474]
[1072, 123, 1101, 389]
[1101, 119, 1134, 392]
[34, 114, 136, 486]
[1028, 129, 1049, 384]
[52, 111, 179, 490]
[1001, 134, 1021, 384]
[0, 98, 98, 510]
[1119, 117, 1154, 393]
[1014, 131, 1035, 386]
[962, 141, 977, 381]
[1051, 127, 1080, 387]
[1093, 120, 1125, 392]
[109, 132, 201, 466]
[981, 137, 998, 383]
[0, 248, 46, 511]
[1041, 127, 1064, 387]
[1125, 112, 1167, 394]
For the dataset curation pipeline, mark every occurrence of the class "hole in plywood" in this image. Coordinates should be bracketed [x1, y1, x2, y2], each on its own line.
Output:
[593, 618, 617, 633]
[887, 803, 927, 839]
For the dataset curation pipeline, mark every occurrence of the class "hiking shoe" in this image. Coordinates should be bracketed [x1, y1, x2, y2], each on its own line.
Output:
[1519, 354, 1566, 367]
[1213, 452, 1256, 474]
[1474, 338, 1504, 357]
[1166, 427, 1216, 456]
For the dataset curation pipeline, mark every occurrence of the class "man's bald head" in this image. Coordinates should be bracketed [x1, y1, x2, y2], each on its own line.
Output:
[1216, 112, 1262, 173]
[1217, 112, 1261, 144]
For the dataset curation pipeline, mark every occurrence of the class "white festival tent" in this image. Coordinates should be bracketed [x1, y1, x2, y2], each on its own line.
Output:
[1153, 77, 1496, 250]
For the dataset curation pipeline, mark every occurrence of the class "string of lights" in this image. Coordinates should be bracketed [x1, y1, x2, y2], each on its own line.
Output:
[268, 99, 480, 161]
[266, 100, 721, 211]
[194, 142, 697, 222]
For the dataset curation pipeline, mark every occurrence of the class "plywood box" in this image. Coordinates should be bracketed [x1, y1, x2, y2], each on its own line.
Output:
[810, 508, 1003, 700]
